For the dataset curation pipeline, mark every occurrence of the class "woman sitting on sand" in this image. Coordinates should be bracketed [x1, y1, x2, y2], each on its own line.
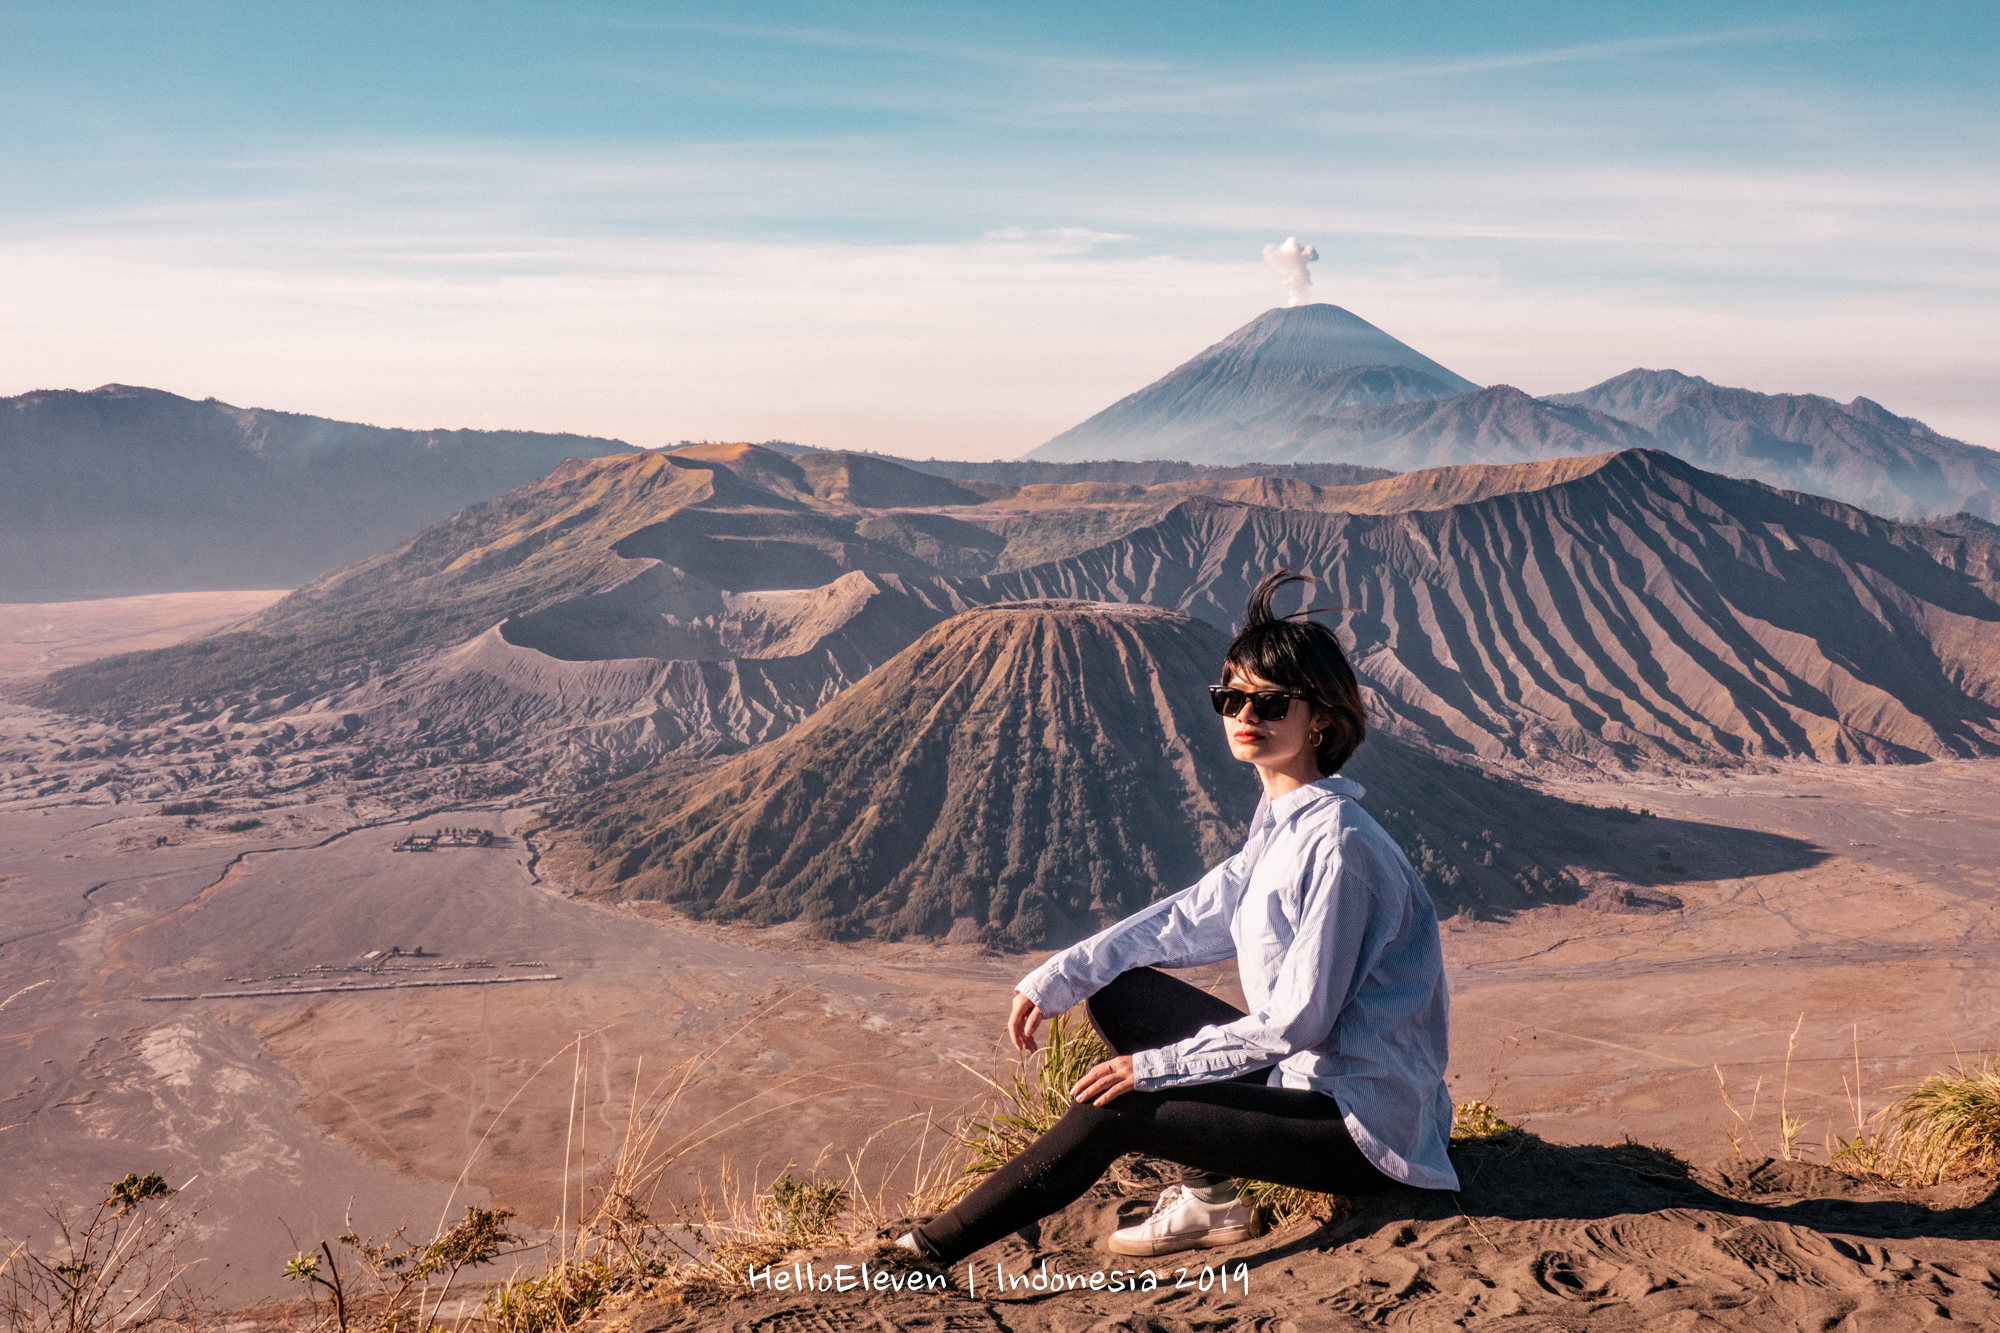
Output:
[902, 570, 1457, 1262]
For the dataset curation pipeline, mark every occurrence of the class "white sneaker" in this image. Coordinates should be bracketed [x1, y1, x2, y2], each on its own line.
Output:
[1107, 1185, 1262, 1257]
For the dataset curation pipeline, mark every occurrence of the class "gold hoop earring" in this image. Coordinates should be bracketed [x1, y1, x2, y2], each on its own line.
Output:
[1310, 729, 1323, 748]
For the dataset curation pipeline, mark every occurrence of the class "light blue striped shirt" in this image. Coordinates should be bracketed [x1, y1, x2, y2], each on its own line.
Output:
[1017, 775, 1458, 1191]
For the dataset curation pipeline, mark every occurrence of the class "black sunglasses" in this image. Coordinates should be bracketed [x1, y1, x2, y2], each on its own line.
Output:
[1208, 686, 1306, 720]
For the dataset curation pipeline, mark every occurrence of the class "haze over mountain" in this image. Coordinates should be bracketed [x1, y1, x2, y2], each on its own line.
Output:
[873, 456, 1395, 490]
[0, 384, 640, 600]
[1548, 369, 2000, 523]
[38, 444, 2000, 796]
[1031, 305, 2000, 521]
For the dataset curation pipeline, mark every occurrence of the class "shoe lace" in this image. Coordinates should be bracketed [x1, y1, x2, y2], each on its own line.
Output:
[1145, 1185, 1190, 1219]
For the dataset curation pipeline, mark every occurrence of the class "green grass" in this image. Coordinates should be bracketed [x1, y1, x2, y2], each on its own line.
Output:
[953, 1013, 1112, 1191]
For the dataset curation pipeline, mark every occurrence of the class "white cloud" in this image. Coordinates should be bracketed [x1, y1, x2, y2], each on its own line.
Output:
[1, 52, 1994, 458]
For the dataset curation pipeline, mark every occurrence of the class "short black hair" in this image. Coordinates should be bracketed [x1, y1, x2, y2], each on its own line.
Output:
[1221, 569, 1367, 776]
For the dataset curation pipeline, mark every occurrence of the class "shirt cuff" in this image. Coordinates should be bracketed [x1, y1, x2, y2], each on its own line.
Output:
[1131, 1047, 1172, 1089]
[1016, 963, 1084, 1017]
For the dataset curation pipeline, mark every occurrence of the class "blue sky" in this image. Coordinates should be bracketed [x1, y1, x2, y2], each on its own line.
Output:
[2, 1, 1994, 455]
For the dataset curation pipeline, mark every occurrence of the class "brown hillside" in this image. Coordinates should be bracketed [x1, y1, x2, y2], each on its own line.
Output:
[39, 448, 2000, 782]
[544, 602, 1821, 941]
[550, 602, 1253, 947]
[973, 450, 2000, 765]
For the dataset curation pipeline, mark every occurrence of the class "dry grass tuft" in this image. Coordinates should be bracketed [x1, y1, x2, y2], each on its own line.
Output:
[0, 1171, 206, 1333]
[1236, 1180, 1349, 1230]
[1714, 1020, 1999, 1190]
[1864, 1057, 2000, 1187]
[951, 1014, 1108, 1193]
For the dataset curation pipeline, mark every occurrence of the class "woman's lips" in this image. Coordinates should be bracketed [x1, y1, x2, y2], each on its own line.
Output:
[1232, 729, 1265, 742]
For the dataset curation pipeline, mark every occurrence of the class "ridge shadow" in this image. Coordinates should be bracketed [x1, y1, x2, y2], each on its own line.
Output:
[1344, 739, 1828, 922]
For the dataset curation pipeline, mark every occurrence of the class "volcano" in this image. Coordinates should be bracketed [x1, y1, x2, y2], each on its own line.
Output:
[42, 445, 2000, 792]
[549, 601, 1254, 947]
[1030, 304, 1481, 462]
[544, 599, 1811, 942]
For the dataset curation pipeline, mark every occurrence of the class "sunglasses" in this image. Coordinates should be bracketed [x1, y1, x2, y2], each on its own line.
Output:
[1208, 686, 1306, 721]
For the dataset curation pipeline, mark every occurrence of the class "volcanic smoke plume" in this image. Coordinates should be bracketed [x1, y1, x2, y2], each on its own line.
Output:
[1262, 235, 1319, 306]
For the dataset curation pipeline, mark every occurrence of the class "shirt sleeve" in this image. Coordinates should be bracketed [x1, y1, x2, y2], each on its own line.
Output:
[1129, 826, 1373, 1089]
[1014, 845, 1249, 1017]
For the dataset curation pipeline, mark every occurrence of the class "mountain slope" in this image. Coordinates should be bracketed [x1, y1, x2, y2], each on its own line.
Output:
[551, 603, 1254, 946]
[0, 384, 640, 599]
[1025, 309, 1997, 522]
[543, 602, 1762, 941]
[890, 458, 1395, 489]
[970, 451, 2000, 765]
[1031, 304, 1480, 462]
[37, 447, 2000, 783]
[1249, 385, 1654, 470]
[1548, 369, 2000, 521]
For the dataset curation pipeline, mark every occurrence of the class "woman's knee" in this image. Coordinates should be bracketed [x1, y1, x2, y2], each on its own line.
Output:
[1039, 1094, 1149, 1162]
[1084, 968, 1167, 1051]
[1084, 969, 1142, 1016]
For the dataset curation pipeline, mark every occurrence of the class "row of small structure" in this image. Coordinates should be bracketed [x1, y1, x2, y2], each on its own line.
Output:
[391, 826, 496, 852]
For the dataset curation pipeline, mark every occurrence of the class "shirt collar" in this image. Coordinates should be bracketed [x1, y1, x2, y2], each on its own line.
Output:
[1269, 775, 1365, 820]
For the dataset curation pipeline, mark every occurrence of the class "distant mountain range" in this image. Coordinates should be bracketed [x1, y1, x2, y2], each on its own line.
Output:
[0, 384, 639, 600]
[14, 300, 1993, 607]
[31, 438, 1988, 936]
[888, 457, 1395, 490]
[1548, 369, 1998, 522]
[1030, 304, 2000, 522]
[42, 443, 2000, 784]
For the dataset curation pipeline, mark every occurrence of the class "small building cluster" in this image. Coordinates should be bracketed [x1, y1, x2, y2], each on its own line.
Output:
[391, 826, 496, 852]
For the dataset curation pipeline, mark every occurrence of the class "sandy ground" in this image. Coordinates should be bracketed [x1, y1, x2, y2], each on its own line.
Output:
[1448, 760, 2000, 1162]
[0, 774, 1026, 1303]
[0, 590, 290, 680]
[4, 750, 1996, 1312]
[629, 1145, 2000, 1330]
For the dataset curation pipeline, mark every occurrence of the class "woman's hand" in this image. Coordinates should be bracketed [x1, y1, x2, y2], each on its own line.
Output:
[1071, 1055, 1137, 1107]
[1006, 991, 1046, 1053]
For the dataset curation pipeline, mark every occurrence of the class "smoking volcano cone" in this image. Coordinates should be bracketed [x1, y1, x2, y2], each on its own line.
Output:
[1030, 303, 1481, 463]
[555, 601, 1259, 947]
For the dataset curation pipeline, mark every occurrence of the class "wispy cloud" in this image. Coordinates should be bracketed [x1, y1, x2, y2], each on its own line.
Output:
[0, 4, 1992, 450]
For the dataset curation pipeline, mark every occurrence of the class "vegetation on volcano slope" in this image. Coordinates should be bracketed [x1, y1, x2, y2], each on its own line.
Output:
[543, 603, 1827, 945]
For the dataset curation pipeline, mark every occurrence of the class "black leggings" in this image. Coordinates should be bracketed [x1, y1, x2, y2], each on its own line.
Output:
[914, 968, 1396, 1263]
